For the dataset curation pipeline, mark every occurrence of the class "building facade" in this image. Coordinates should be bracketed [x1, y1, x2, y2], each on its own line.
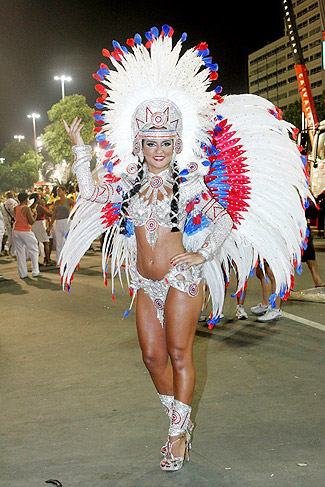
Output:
[248, 0, 324, 111]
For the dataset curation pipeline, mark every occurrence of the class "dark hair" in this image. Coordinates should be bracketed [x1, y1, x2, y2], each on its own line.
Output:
[119, 158, 144, 234]
[170, 160, 180, 232]
[17, 192, 28, 204]
[29, 192, 39, 203]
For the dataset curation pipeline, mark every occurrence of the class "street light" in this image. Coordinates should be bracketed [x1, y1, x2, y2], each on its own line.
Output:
[27, 113, 40, 175]
[54, 75, 72, 100]
[14, 135, 25, 142]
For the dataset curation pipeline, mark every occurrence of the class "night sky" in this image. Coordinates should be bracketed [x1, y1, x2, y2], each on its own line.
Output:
[0, 0, 286, 151]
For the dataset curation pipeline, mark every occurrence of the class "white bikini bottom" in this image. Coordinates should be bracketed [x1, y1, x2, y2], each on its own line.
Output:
[130, 262, 203, 326]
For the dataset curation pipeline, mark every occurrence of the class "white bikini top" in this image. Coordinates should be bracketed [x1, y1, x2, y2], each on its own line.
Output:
[126, 166, 188, 248]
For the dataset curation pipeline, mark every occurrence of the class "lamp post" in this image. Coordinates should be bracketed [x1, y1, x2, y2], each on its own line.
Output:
[54, 75, 72, 100]
[27, 113, 40, 175]
[14, 135, 25, 142]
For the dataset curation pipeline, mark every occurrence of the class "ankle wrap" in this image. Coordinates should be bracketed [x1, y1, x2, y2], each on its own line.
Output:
[169, 399, 191, 436]
[158, 393, 174, 419]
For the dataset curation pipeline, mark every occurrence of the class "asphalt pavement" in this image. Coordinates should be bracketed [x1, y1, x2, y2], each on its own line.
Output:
[0, 237, 324, 487]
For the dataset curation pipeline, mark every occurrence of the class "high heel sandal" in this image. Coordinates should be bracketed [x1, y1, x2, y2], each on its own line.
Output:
[160, 431, 191, 471]
[160, 420, 194, 455]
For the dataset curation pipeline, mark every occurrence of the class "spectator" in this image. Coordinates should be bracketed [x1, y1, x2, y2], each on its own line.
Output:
[2, 191, 17, 256]
[49, 185, 74, 266]
[0, 199, 6, 253]
[12, 193, 39, 278]
[301, 224, 324, 287]
[30, 193, 53, 266]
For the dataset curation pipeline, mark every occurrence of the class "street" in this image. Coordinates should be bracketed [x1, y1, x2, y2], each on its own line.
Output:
[0, 238, 324, 487]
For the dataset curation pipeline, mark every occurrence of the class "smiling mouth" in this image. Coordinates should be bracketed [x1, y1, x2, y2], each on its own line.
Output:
[153, 156, 165, 161]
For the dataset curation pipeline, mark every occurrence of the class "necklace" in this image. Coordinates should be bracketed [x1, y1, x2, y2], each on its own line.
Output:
[141, 166, 174, 249]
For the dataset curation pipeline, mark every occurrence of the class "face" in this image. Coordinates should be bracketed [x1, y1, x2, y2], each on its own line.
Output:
[142, 138, 173, 174]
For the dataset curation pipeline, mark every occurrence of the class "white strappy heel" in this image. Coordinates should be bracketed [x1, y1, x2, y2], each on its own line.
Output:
[160, 430, 192, 471]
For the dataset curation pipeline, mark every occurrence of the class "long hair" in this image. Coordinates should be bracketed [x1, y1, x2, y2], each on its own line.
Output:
[119, 158, 144, 235]
[170, 159, 180, 232]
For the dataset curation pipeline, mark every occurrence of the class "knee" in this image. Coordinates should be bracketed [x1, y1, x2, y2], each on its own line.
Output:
[168, 346, 191, 371]
[142, 350, 167, 373]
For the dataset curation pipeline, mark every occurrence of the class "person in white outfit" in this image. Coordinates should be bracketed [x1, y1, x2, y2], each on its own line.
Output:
[2, 191, 17, 256]
[48, 185, 74, 266]
[12, 193, 40, 278]
[0, 204, 6, 253]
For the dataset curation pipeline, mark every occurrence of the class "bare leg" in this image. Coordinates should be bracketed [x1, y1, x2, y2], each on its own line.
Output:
[256, 264, 271, 306]
[163, 282, 203, 458]
[44, 241, 51, 264]
[135, 289, 173, 395]
[306, 260, 324, 287]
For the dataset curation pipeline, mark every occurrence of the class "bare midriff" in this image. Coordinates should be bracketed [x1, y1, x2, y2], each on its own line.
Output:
[135, 226, 184, 281]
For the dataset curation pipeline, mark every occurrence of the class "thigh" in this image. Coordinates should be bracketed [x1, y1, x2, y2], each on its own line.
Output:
[13, 231, 25, 251]
[135, 289, 168, 360]
[164, 282, 203, 352]
[25, 231, 39, 252]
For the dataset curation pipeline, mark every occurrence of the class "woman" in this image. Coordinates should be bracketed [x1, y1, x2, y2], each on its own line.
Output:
[49, 185, 74, 266]
[30, 194, 53, 265]
[12, 192, 39, 278]
[59, 25, 310, 471]
[64, 113, 232, 470]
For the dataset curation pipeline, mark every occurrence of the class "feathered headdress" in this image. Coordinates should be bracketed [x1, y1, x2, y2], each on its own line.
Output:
[93, 24, 222, 176]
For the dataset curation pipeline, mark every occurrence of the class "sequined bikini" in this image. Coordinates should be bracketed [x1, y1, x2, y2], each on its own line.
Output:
[127, 165, 203, 325]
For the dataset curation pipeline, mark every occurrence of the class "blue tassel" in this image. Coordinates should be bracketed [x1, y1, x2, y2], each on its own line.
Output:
[162, 24, 171, 36]
[124, 310, 130, 318]
[151, 26, 159, 38]
[112, 40, 122, 50]
[181, 32, 187, 42]
[134, 33, 142, 45]
[269, 293, 277, 304]
[145, 31, 153, 41]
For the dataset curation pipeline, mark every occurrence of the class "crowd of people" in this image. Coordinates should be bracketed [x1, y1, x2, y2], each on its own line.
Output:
[0, 182, 324, 324]
[0, 184, 78, 279]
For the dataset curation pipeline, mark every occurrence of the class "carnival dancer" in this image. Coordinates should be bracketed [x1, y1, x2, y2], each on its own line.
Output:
[60, 25, 311, 471]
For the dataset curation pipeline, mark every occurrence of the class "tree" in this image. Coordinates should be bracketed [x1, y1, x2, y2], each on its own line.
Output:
[0, 150, 40, 192]
[42, 94, 94, 165]
[0, 140, 33, 166]
[283, 91, 325, 131]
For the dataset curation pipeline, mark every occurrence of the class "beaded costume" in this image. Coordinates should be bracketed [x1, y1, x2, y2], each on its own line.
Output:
[60, 25, 311, 328]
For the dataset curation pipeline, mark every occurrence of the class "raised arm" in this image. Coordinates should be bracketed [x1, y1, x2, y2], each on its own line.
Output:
[63, 117, 112, 204]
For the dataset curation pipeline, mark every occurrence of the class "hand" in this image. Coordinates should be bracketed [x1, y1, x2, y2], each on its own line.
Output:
[170, 252, 205, 270]
[62, 117, 85, 145]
